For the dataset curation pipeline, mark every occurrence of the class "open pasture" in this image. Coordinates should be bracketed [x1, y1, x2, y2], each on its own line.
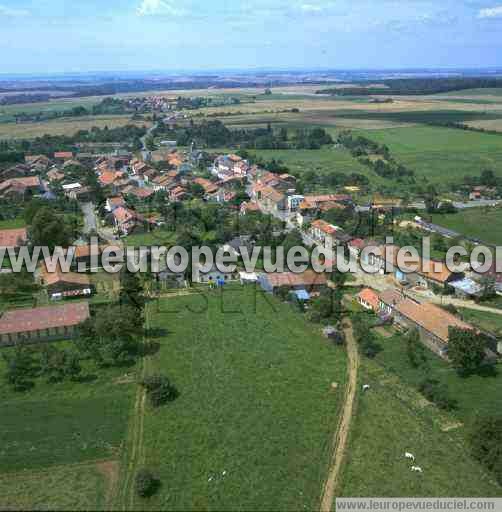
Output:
[0, 392, 132, 473]
[340, 361, 500, 497]
[431, 207, 502, 245]
[352, 125, 502, 185]
[133, 286, 348, 511]
[0, 462, 111, 510]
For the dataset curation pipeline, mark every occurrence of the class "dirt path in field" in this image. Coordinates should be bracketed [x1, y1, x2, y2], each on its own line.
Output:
[115, 309, 150, 511]
[320, 319, 360, 512]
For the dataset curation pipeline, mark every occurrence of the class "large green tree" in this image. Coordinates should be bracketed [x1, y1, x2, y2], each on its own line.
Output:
[29, 207, 74, 249]
[119, 267, 145, 327]
[448, 327, 486, 374]
[77, 304, 143, 366]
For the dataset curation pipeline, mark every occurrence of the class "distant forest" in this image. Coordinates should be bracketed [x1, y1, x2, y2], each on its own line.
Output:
[316, 77, 502, 96]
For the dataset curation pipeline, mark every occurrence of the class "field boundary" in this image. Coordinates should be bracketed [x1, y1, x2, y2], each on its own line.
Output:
[115, 308, 151, 511]
[320, 319, 360, 512]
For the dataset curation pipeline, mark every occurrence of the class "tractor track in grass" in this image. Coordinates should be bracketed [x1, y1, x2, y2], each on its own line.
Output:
[320, 319, 360, 512]
[115, 308, 150, 511]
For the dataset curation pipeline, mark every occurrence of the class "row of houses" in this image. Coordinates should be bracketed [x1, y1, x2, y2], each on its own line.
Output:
[357, 287, 480, 358]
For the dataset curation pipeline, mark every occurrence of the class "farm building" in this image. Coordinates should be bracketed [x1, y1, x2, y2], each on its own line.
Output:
[0, 302, 90, 346]
[393, 299, 474, 358]
[259, 270, 328, 294]
[0, 176, 43, 199]
[40, 262, 94, 300]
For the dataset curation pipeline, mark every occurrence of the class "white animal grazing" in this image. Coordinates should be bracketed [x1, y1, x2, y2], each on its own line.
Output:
[411, 466, 423, 473]
[404, 452, 415, 462]
[362, 384, 371, 392]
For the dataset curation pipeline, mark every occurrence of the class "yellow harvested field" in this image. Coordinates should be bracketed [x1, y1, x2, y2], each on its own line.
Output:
[0, 115, 151, 139]
[464, 119, 502, 132]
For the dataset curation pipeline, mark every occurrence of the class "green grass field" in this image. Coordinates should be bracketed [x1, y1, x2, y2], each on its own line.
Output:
[340, 361, 500, 497]
[432, 207, 502, 245]
[0, 463, 108, 510]
[458, 308, 502, 335]
[245, 145, 387, 195]
[372, 333, 502, 426]
[353, 125, 502, 186]
[1, 388, 132, 473]
[134, 286, 348, 510]
[0, 339, 136, 509]
[0, 218, 26, 229]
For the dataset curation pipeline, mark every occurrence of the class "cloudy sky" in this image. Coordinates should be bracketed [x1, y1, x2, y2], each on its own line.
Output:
[1, 0, 502, 74]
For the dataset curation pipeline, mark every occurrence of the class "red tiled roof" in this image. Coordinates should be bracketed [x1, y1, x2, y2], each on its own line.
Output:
[193, 177, 219, 194]
[128, 187, 155, 199]
[358, 288, 380, 310]
[40, 261, 91, 287]
[0, 177, 41, 192]
[0, 228, 28, 248]
[54, 152, 74, 159]
[113, 206, 141, 224]
[0, 302, 90, 335]
[99, 171, 123, 186]
[396, 300, 472, 343]
[264, 270, 328, 288]
[311, 219, 339, 236]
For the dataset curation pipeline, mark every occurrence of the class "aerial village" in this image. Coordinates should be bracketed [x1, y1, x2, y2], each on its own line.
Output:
[0, 120, 501, 366]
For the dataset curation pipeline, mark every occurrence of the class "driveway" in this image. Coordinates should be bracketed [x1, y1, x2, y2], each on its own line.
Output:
[81, 202, 97, 235]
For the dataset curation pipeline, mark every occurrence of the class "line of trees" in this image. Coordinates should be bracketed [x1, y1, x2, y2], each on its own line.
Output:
[338, 131, 415, 181]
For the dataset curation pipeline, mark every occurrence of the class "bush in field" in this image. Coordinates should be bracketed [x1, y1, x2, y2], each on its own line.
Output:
[135, 468, 159, 498]
[141, 374, 179, 407]
[419, 378, 457, 411]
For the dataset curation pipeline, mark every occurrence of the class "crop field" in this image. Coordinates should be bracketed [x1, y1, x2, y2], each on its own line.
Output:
[431, 207, 502, 245]
[0, 115, 150, 140]
[0, 96, 105, 117]
[339, 361, 500, 497]
[133, 285, 348, 511]
[352, 125, 502, 186]
[1, 392, 132, 472]
[0, 462, 109, 510]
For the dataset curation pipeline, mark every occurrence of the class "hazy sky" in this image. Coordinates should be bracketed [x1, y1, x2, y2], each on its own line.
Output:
[1, 0, 502, 73]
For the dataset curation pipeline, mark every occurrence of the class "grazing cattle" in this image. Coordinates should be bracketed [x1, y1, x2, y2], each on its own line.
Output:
[411, 466, 423, 473]
[405, 452, 415, 462]
[362, 384, 371, 392]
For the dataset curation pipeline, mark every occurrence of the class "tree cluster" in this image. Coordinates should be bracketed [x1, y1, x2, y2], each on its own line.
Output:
[141, 374, 179, 407]
[156, 120, 333, 150]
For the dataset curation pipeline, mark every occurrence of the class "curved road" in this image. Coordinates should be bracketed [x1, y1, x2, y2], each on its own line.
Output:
[320, 319, 360, 512]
